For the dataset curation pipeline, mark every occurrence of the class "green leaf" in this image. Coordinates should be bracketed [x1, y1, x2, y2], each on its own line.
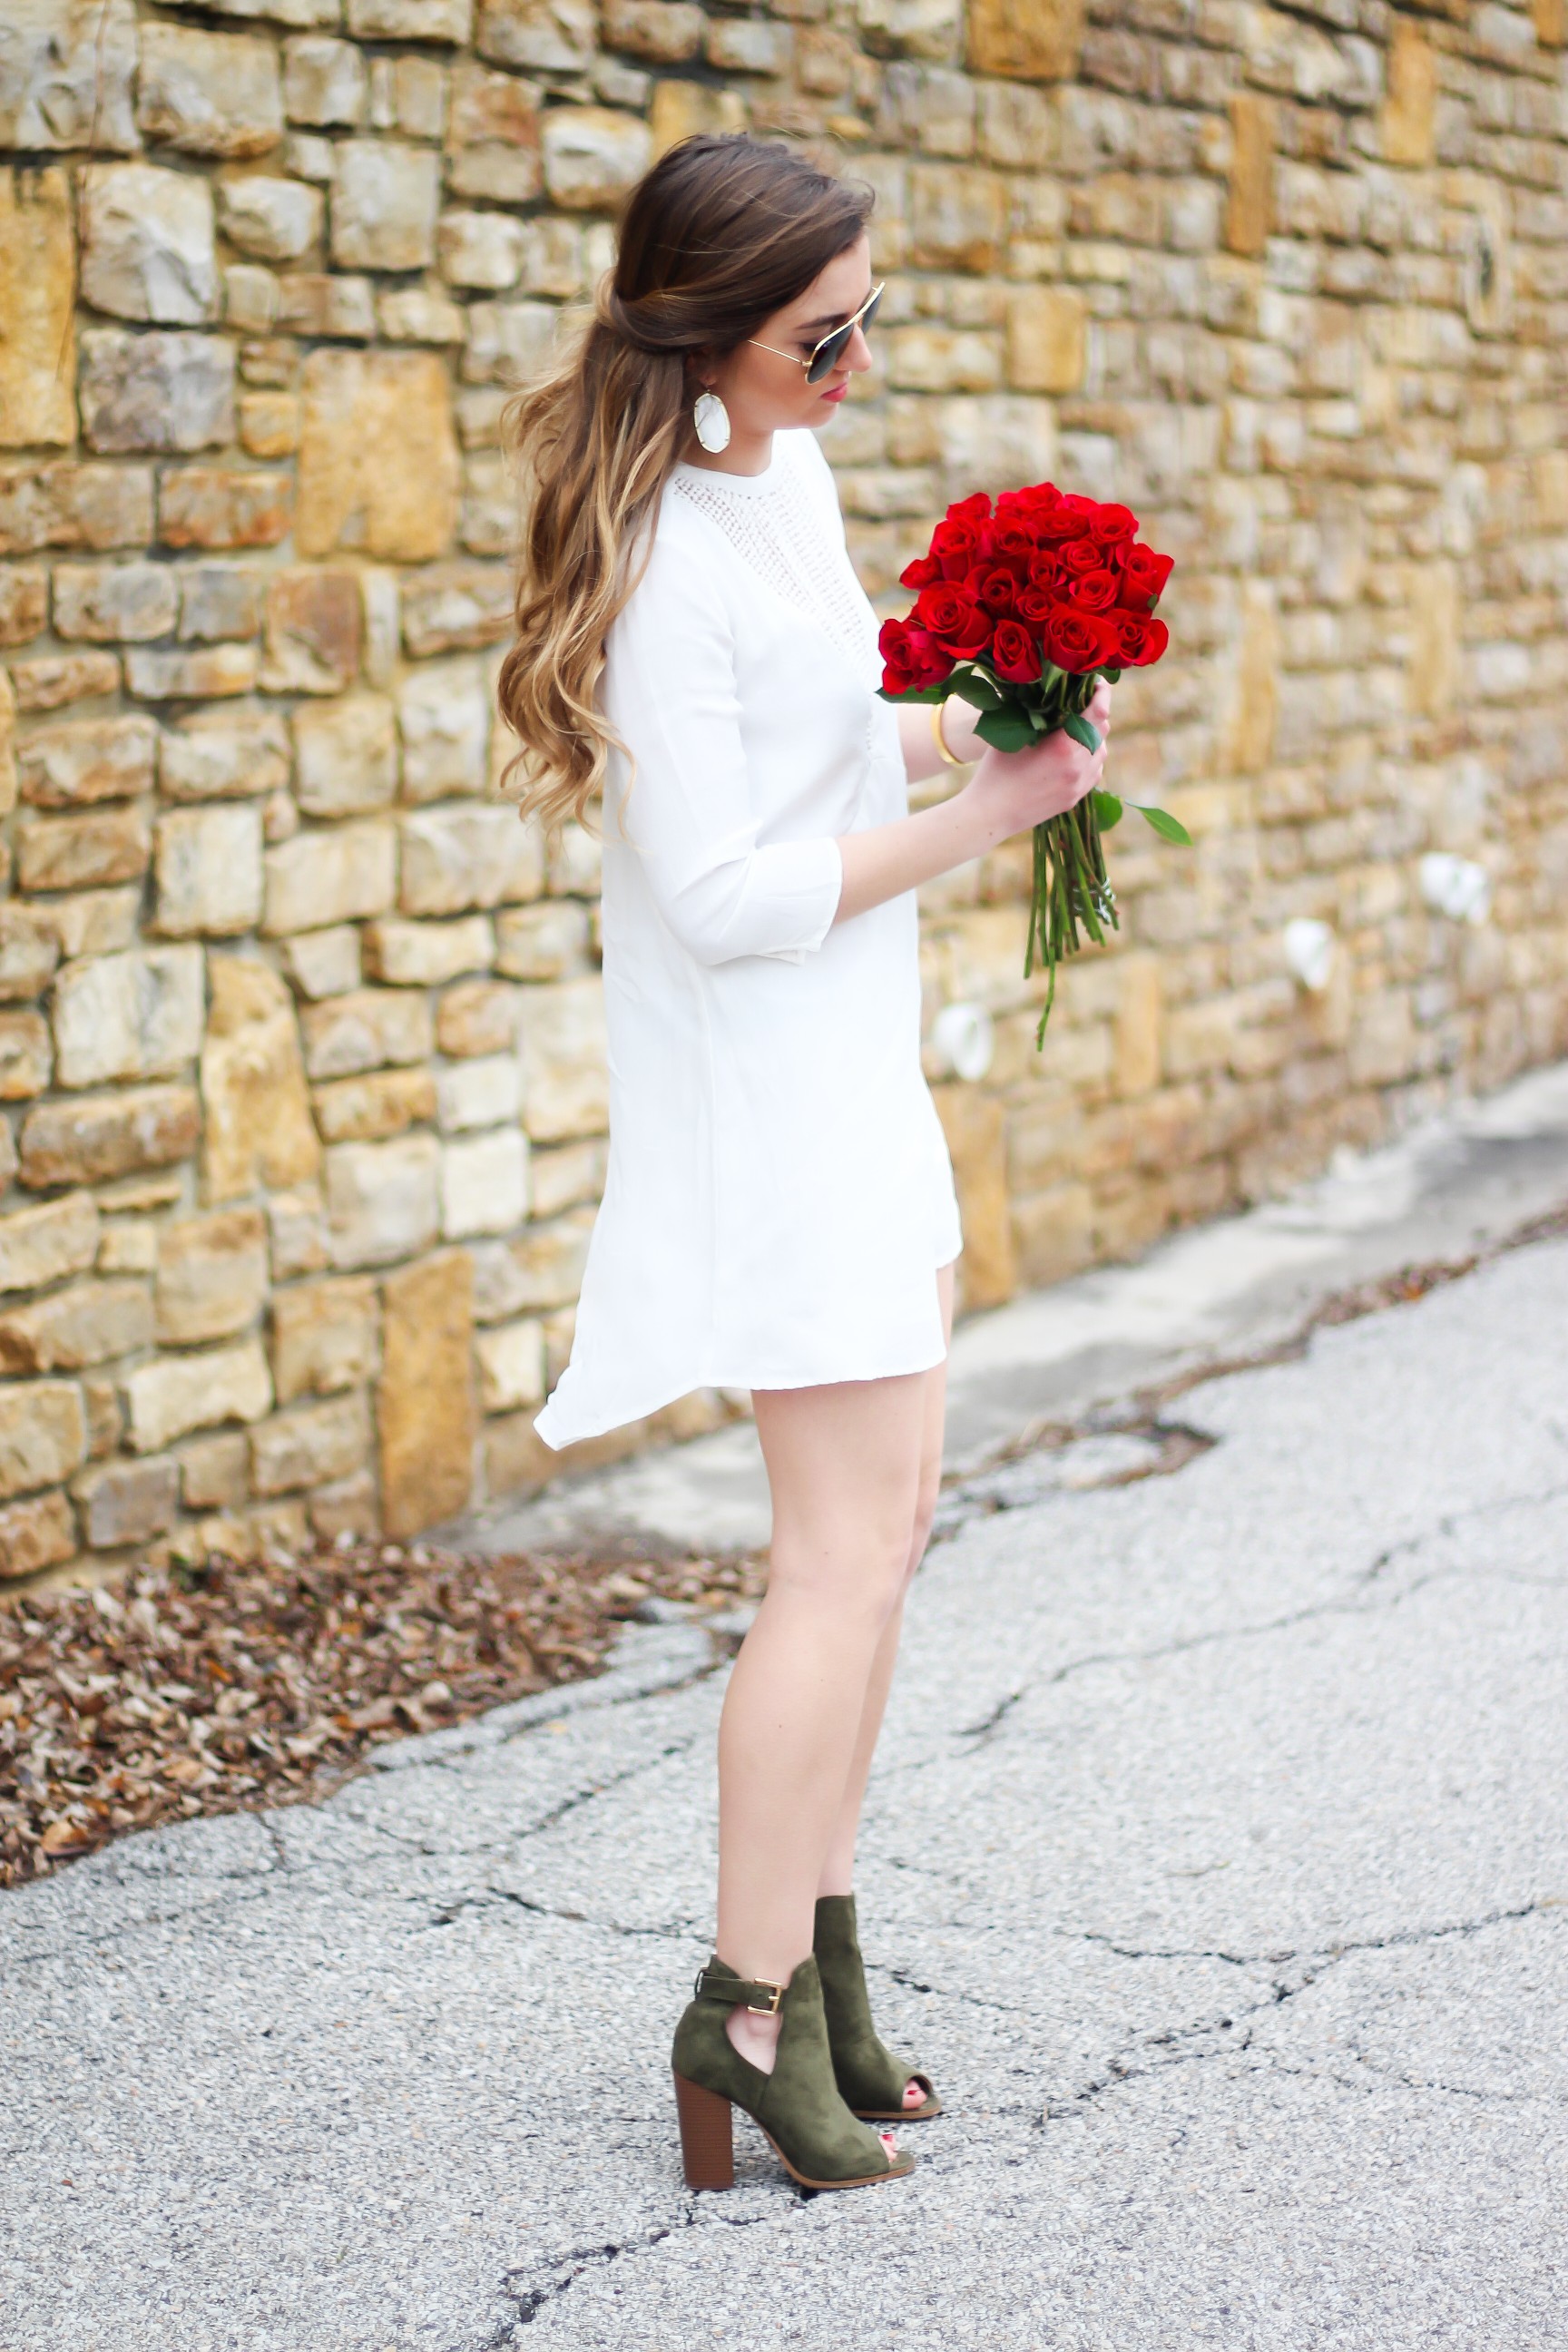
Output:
[1091, 790, 1123, 831]
[975, 708, 1036, 754]
[1063, 712, 1102, 753]
[876, 683, 946, 704]
[1137, 804, 1193, 847]
[952, 671, 1006, 713]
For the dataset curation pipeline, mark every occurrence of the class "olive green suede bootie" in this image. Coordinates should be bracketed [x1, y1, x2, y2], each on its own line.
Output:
[671, 1954, 916, 2192]
[813, 1894, 942, 2122]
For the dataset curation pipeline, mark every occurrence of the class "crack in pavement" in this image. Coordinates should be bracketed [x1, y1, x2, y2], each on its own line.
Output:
[485, 2203, 772, 2342]
[419, 1886, 696, 1945]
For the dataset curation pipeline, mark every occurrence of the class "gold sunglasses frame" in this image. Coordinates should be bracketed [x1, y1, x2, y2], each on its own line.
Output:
[748, 282, 885, 383]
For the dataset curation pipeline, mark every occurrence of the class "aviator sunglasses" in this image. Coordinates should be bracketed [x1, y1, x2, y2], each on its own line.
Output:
[749, 282, 885, 384]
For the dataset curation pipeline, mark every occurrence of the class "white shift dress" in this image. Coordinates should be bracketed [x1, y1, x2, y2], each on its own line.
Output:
[533, 424, 962, 1450]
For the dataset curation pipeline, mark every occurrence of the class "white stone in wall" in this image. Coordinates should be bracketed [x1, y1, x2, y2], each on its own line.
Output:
[330, 140, 441, 271]
[475, 1317, 544, 1411]
[152, 805, 266, 938]
[325, 1134, 442, 1269]
[219, 177, 325, 265]
[398, 805, 541, 916]
[53, 946, 206, 1090]
[292, 693, 399, 817]
[80, 165, 220, 327]
[437, 210, 524, 290]
[436, 1053, 520, 1132]
[397, 657, 490, 801]
[0, 0, 139, 152]
[440, 1126, 528, 1239]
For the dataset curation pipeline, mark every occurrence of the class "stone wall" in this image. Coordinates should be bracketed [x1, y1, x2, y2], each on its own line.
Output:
[0, 0, 1565, 1583]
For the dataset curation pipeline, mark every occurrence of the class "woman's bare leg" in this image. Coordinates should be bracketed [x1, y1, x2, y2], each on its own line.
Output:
[715, 1363, 929, 2078]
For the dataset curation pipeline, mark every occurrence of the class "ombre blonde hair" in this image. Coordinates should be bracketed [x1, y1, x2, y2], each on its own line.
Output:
[495, 133, 872, 833]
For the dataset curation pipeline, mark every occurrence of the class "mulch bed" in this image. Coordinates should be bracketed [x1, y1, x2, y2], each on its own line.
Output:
[0, 1540, 761, 1891]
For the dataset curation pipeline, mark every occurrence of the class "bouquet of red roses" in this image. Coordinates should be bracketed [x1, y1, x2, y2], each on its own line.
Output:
[877, 483, 1187, 1044]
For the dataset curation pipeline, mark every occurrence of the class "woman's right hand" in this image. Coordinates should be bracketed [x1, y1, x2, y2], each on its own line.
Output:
[961, 681, 1112, 847]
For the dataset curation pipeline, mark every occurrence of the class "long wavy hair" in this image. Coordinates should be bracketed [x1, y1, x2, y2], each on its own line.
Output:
[496, 133, 873, 832]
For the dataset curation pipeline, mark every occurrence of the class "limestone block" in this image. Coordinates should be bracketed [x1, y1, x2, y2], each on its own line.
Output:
[1006, 286, 1084, 393]
[0, 461, 153, 555]
[219, 177, 324, 265]
[260, 567, 362, 693]
[436, 983, 514, 1064]
[1113, 954, 1162, 1099]
[78, 1455, 178, 1549]
[43, 887, 141, 963]
[363, 913, 494, 985]
[270, 1275, 377, 1402]
[378, 1246, 475, 1534]
[400, 804, 539, 916]
[0, 169, 76, 450]
[0, 1381, 85, 1501]
[475, 1316, 544, 1411]
[397, 657, 489, 800]
[542, 107, 653, 211]
[152, 804, 265, 938]
[313, 1067, 436, 1141]
[0, 571, 48, 646]
[520, 975, 607, 1142]
[263, 819, 397, 936]
[0, 1013, 53, 1099]
[284, 36, 368, 126]
[297, 349, 459, 563]
[1381, 19, 1436, 167]
[292, 692, 399, 817]
[494, 900, 590, 981]
[438, 210, 524, 289]
[648, 78, 746, 154]
[302, 987, 434, 1080]
[0, 1278, 152, 1374]
[11, 652, 121, 712]
[907, 165, 1006, 271]
[461, 299, 559, 386]
[79, 331, 236, 456]
[977, 79, 1054, 167]
[885, 327, 1002, 394]
[201, 956, 320, 1202]
[371, 290, 463, 348]
[0, 1192, 98, 1295]
[125, 1337, 272, 1454]
[932, 1085, 1014, 1310]
[330, 141, 441, 271]
[0, 906, 60, 1001]
[250, 1389, 371, 1495]
[436, 1053, 520, 1132]
[857, 0, 962, 61]
[80, 163, 220, 332]
[603, 0, 703, 61]
[126, 645, 260, 701]
[176, 1430, 247, 1510]
[18, 1084, 198, 1190]
[967, 0, 1080, 77]
[326, 1134, 441, 1269]
[156, 1206, 268, 1345]
[445, 63, 543, 202]
[1225, 94, 1275, 260]
[277, 272, 377, 338]
[400, 562, 513, 656]
[0, 1488, 76, 1577]
[503, 1203, 593, 1309]
[441, 1126, 527, 1237]
[225, 262, 279, 335]
[706, 15, 786, 72]
[350, 0, 471, 32]
[1408, 562, 1458, 720]
[17, 713, 157, 805]
[137, 25, 284, 161]
[936, 393, 1054, 500]
[0, 0, 138, 153]
[159, 467, 294, 550]
[53, 562, 179, 643]
[477, 0, 595, 73]
[178, 564, 265, 644]
[17, 808, 151, 894]
[1220, 581, 1279, 774]
[279, 926, 361, 1000]
[160, 706, 289, 800]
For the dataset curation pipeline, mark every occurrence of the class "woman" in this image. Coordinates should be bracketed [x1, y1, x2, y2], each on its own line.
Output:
[499, 134, 1109, 2193]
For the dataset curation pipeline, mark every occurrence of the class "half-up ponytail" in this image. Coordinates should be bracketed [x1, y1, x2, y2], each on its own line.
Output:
[496, 133, 872, 833]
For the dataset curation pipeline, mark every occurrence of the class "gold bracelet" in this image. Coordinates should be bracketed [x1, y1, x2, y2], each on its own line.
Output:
[929, 700, 964, 767]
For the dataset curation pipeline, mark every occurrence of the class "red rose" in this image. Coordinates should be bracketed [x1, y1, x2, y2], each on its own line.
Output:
[975, 565, 1021, 615]
[1030, 507, 1093, 544]
[1061, 494, 1101, 523]
[949, 491, 993, 523]
[991, 620, 1039, 685]
[913, 582, 993, 658]
[1060, 536, 1108, 576]
[1039, 603, 1120, 675]
[1015, 582, 1057, 626]
[1090, 503, 1139, 546]
[878, 619, 954, 693]
[988, 522, 1037, 571]
[899, 552, 942, 591]
[932, 516, 984, 581]
[1120, 542, 1174, 611]
[1107, 610, 1170, 667]
[1027, 552, 1064, 590]
[1066, 566, 1121, 612]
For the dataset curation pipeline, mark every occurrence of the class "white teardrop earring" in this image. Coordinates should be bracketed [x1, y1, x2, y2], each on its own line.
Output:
[693, 387, 730, 455]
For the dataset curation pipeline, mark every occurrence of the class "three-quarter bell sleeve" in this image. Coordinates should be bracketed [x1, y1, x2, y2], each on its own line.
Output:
[602, 540, 844, 967]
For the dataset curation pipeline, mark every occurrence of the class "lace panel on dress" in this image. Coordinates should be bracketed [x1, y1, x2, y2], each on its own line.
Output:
[670, 456, 877, 684]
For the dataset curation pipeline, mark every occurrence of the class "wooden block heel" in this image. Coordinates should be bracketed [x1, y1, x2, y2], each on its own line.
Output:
[673, 2069, 735, 2190]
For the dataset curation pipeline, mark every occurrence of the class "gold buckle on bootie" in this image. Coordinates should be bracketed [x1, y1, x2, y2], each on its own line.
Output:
[693, 1966, 785, 2015]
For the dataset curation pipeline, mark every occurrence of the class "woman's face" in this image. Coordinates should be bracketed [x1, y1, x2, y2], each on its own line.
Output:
[696, 232, 876, 436]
